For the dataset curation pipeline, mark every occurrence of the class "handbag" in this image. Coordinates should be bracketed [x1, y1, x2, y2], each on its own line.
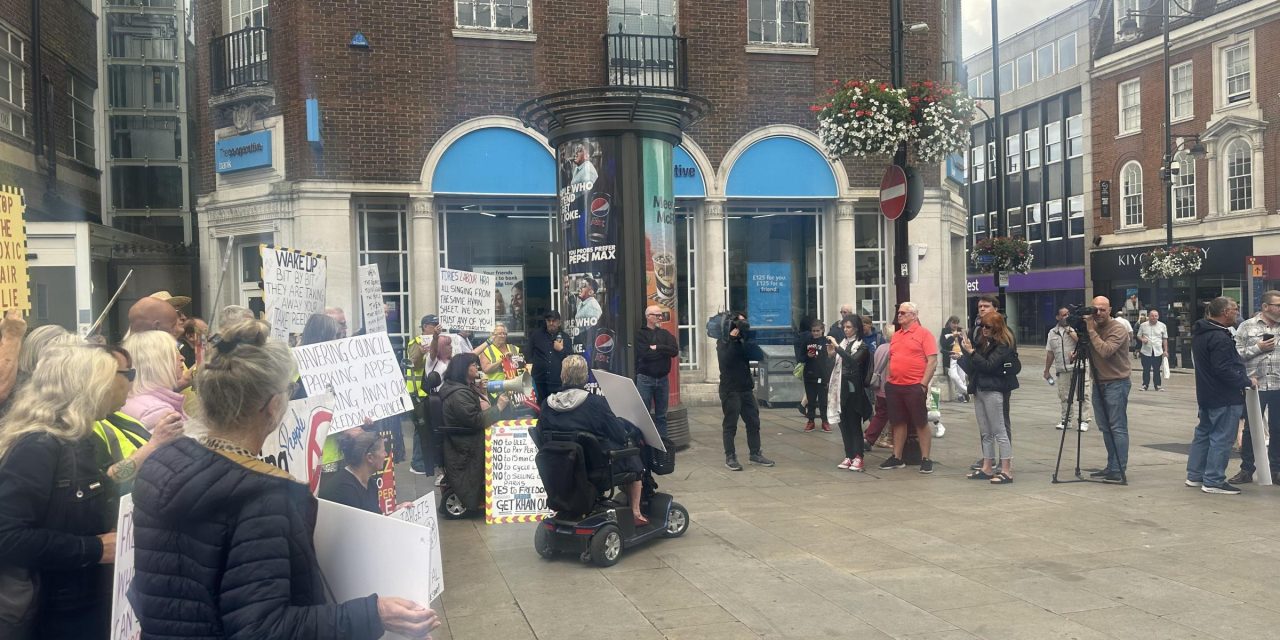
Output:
[1161, 354, 1171, 379]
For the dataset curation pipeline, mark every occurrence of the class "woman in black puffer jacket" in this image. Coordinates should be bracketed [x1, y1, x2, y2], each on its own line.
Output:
[130, 320, 440, 639]
[959, 313, 1020, 485]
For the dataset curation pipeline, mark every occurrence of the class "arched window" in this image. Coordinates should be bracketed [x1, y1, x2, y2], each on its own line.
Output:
[1121, 161, 1143, 227]
[1173, 151, 1196, 221]
[1226, 139, 1253, 212]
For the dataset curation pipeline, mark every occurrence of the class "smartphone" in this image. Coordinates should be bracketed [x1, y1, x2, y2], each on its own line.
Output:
[1263, 333, 1275, 341]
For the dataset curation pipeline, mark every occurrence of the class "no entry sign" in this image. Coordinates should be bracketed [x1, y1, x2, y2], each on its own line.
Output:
[879, 165, 908, 220]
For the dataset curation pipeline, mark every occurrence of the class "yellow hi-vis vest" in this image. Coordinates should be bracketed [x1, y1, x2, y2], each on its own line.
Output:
[94, 411, 150, 462]
[404, 335, 426, 397]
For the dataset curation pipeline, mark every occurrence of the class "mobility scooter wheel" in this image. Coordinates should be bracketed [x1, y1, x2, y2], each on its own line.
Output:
[589, 524, 623, 567]
[663, 502, 689, 538]
[533, 523, 557, 559]
[440, 490, 469, 520]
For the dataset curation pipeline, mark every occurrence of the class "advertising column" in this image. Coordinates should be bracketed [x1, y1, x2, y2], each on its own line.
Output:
[642, 138, 681, 403]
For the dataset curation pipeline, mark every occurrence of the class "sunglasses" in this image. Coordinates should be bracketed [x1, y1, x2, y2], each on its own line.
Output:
[117, 368, 137, 382]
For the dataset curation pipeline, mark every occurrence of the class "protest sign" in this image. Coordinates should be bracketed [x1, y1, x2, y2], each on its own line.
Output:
[475, 265, 523, 333]
[315, 499, 439, 619]
[593, 370, 665, 452]
[390, 493, 444, 604]
[438, 268, 495, 333]
[261, 394, 333, 493]
[357, 263, 387, 335]
[292, 332, 412, 433]
[110, 494, 139, 640]
[0, 185, 30, 311]
[375, 454, 398, 514]
[484, 419, 553, 524]
[260, 245, 327, 339]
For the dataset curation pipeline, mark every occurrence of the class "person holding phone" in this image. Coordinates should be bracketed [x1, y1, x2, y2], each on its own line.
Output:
[1230, 290, 1280, 484]
[1136, 309, 1169, 391]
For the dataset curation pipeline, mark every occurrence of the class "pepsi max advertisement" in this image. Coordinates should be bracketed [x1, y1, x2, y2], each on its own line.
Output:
[557, 136, 623, 374]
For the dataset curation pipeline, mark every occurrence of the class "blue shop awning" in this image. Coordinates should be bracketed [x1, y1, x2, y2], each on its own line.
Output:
[725, 136, 837, 199]
[673, 145, 706, 198]
[432, 127, 556, 196]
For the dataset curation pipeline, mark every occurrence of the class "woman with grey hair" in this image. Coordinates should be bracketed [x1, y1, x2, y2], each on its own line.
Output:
[539, 355, 649, 525]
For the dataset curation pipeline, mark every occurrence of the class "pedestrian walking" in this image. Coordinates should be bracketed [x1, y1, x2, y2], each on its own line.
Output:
[1084, 296, 1132, 483]
[879, 302, 939, 473]
[1137, 309, 1169, 391]
[863, 325, 896, 450]
[959, 313, 1019, 484]
[1188, 297, 1254, 494]
[798, 320, 831, 432]
[718, 312, 774, 471]
[827, 318, 871, 471]
[1043, 307, 1092, 431]
[635, 305, 680, 438]
[1230, 289, 1280, 484]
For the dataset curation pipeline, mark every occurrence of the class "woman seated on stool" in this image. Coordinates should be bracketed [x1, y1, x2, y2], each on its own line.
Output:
[538, 355, 649, 526]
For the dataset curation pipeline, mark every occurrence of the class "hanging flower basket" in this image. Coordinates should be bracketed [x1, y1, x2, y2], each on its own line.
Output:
[971, 236, 1033, 274]
[1139, 245, 1203, 281]
[905, 81, 976, 164]
[811, 79, 912, 158]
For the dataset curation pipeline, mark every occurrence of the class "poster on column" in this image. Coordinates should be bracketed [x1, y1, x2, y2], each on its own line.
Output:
[260, 245, 327, 340]
[292, 333, 412, 433]
[475, 265, 525, 335]
[747, 262, 792, 327]
[641, 138, 679, 334]
[261, 393, 334, 493]
[389, 493, 445, 603]
[438, 268, 495, 333]
[0, 185, 30, 311]
[110, 494, 139, 640]
[558, 136, 623, 374]
[357, 263, 387, 335]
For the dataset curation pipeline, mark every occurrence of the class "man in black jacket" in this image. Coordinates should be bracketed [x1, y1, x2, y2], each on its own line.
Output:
[530, 310, 570, 403]
[718, 312, 775, 471]
[636, 305, 680, 438]
[1188, 297, 1254, 495]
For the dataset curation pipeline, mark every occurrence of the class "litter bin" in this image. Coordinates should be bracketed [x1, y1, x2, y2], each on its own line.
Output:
[755, 345, 803, 408]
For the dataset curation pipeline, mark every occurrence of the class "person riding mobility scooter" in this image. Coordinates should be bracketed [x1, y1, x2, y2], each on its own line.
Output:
[530, 356, 688, 566]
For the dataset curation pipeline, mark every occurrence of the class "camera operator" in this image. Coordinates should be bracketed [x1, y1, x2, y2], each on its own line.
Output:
[1044, 307, 1091, 431]
[717, 312, 775, 471]
[1083, 296, 1132, 482]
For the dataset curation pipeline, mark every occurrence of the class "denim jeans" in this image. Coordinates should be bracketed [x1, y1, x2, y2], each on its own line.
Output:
[1239, 389, 1280, 475]
[1187, 404, 1243, 487]
[636, 373, 670, 438]
[1092, 378, 1131, 474]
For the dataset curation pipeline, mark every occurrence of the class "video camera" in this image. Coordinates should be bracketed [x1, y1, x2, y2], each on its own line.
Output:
[1063, 303, 1098, 346]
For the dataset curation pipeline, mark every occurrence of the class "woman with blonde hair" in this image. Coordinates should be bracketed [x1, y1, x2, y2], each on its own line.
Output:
[130, 320, 440, 639]
[121, 330, 189, 432]
[0, 344, 127, 639]
[959, 312, 1020, 484]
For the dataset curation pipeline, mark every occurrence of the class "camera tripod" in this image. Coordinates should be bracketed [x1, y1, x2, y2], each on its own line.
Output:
[1052, 333, 1127, 485]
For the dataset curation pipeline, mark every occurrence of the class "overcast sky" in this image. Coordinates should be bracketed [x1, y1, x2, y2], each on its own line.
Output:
[962, 0, 1078, 58]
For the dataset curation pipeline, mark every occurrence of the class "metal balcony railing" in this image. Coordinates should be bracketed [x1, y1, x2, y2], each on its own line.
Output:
[210, 27, 271, 94]
[604, 31, 688, 91]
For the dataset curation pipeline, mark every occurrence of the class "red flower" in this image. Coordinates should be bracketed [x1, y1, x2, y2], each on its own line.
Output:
[809, 105, 821, 112]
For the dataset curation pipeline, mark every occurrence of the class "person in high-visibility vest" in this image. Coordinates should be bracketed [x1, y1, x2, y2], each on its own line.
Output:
[404, 315, 443, 398]
[476, 323, 523, 401]
[91, 345, 185, 496]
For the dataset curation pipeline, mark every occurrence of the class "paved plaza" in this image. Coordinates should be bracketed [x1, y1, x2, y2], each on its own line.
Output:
[398, 362, 1280, 640]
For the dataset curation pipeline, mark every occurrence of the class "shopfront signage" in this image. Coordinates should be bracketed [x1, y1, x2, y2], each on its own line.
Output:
[1090, 236, 1252, 281]
[215, 130, 272, 174]
[1098, 180, 1111, 218]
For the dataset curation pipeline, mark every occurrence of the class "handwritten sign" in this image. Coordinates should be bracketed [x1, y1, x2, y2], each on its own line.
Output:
[389, 493, 444, 604]
[484, 419, 553, 524]
[292, 333, 412, 433]
[260, 245, 327, 339]
[315, 500, 440, 618]
[438, 268, 495, 333]
[261, 394, 333, 493]
[357, 263, 387, 335]
[375, 454, 398, 515]
[110, 494, 139, 640]
[0, 185, 30, 311]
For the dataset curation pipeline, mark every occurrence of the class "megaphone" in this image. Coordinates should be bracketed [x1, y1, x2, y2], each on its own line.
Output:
[487, 371, 533, 396]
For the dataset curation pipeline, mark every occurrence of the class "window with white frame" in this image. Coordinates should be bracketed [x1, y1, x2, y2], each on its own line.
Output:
[68, 75, 94, 165]
[1118, 78, 1141, 134]
[971, 145, 986, 182]
[1008, 207, 1024, 238]
[748, 0, 811, 46]
[357, 199, 412, 354]
[1036, 44, 1054, 81]
[1169, 0, 1189, 17]
[1067, 195, 1084, 237]
[1066, 114, 1083, 158]
[1005, 134, 1021, 173]
[988, 211, 997, 235]
[609, 0, 676, 35]
[1057, 33, 1077, 71]
[980, 70, 993, 98]
[228, 0, 268, 30]
[998, 63, 1012, 95]
[967, 76, 979, 98]
[1044, 121, 1062, 164]
[1046, 199, 1064, 240]
[972, 212, 987, 240]
[1024, 128, 1040, 169]
[1173, 151, 1196, 220]
[1016, 54, 1033, 88]
[1170, 61, 1193, 120]
[1114, 0, 1140, 36]
[1121, 161, 1143, 227]
[1223, 42, 1250, 104]
[1026, 203, 1042, 242]
[0, 25, 24, 137]
[986, 141, 995, 179]
[1226, 139, 1253, 212]
[456, 0, 531, 30]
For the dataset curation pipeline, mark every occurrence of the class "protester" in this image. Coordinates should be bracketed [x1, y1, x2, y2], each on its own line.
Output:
[477, 323, 524, 401]
[120, 330, 190, 432]
[1188, 297, 1253, 494]
[294, 313, 352, 475]
[827, 318, 871, 471]
[439, 353, 509, 514]
[718, 311, 774, 471]
[0, 345, 123, 639]
[1043, 307, 1091, 431]
[864, 324, 896, 450]
[92, 343, 184, 501]
[319, 430, 391, 513]
[827, 304, 856, 341]
[0, 310, 27, 406]
[216, 304, 255, 328]
[1084, 296, 1132, 483]
[531, 310, 571, 403]
[324, 306, 349, 338]
[959, 313, 1019, 484]
[179, 316, 207, 369]
[1137, 309, 1169, 391]
[414, 334, 454, 481]
[126, 295, 181, 339]
[541, 355, 650, 525]
[9, 324, 78, 405]
[636, 305, 679, 438]
[1230, 289, 1280, 484]
[798, 320, 831, 432]
[879, 302, 939, 473]
[940, 315, 967, 402]
[130, 320, 440, 639]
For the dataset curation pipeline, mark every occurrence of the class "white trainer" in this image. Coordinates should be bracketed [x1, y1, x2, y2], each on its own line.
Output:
[837, 458, 853, 470]
[1078, 422, 1090, 432]
[1054, 423, 1065, 430]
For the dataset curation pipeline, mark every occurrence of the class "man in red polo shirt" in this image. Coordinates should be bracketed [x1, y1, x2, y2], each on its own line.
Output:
[879, 301, 940, 473]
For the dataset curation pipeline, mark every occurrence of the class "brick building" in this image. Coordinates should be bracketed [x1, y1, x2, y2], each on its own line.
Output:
[1089, 0, 1279, 361]
[196, 0, 963, 385]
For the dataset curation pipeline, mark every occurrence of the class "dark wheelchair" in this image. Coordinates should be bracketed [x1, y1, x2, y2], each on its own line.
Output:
[529, 426, 688, 567]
